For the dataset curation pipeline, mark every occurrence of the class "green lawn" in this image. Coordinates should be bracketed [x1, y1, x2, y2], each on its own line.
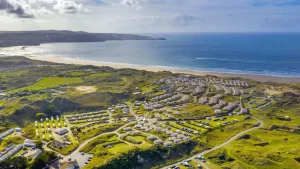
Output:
[141, 85, 156, 93]
[68, 71, 90, 77]
[80, 133, 118, 153]
[34, 118, 67, 141]
[205, 129, 300, 169]
[0, 135, 24, 150]
[10, 77, 84, 92]
[176, 104, 214, 119]
[89, 73, 111, 77]
[107, 143, 136, 154]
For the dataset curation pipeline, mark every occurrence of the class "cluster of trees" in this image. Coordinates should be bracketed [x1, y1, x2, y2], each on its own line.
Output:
[0, 151, 56, 169]
[30, 151, 57, 169]
[97, 141, 198, 169]
[35, 103, 58, 119]
[0, 156, 27, 169]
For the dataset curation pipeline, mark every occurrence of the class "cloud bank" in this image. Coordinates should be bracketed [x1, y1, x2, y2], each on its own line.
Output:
[0, 0, 87, 18]
[1, 0, 300, 32]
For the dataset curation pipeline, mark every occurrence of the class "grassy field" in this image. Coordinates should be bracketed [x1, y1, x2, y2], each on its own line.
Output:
[34, 118, 67, 140]
[198, 118, 259, 147]
[81, 134, 137, 169]
[10, 77, 84, 92]
[1, 57, 300, 169]
[80, 133, 118, 153]
[205, 129, 300, 169]
[141, 85, 157, 93]
[204, 92, 300, 169]
[176, 104, 214, 119]
[76, 123, 123, 141]
[131, 135, 153, 149]
[0, 134, 24, 150]
[107, 143, 136, 154]
[89, 73, 111, 77]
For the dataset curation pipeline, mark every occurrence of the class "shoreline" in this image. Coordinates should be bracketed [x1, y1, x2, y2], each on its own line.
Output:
[25, 55, 300, 84]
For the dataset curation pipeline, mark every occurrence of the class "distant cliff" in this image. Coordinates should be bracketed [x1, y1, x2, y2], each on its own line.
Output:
[0, 30, 165, 47]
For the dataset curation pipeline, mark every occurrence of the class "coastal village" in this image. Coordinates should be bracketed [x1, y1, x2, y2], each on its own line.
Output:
[0, 58, 298, 169]
[1, 69, 265, 169]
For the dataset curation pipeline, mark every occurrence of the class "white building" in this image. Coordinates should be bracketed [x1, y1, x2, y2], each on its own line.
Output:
[23, 139, 35, 148]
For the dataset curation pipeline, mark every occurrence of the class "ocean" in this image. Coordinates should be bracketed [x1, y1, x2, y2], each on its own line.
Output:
[2, 33, 300, 77]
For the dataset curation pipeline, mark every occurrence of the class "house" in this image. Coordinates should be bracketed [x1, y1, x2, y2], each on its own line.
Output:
[126, 116, 136, 122]
[168, 115, 175, 119]
[59, 160, 79, 169]
[171, 133, 178, 137]
[23, 139, 35, 148]
[164, 142, 172, 147]
[154, 140, 164, 145]
[240, 89, 249, 94]
[199, 97, 208, 104]
[169, 137, 176, 141]
[214, 94, 223, 99]
[135, 125, 142, 129]
[123, 127, 132, 131]
[223, 102, 238, 111]
[52, 140, 67, 148]
[174, 139, 182, 143]
[208, 98, 217, 105]
[231, 87, 240, 96]
[214, 109, 222, 114]
[214, 100, 227, 109]
[173, 112, 180, 115]
[15, 128, 22, 132]
[147, 135, 157, 140]
[32, 149, 42, 159]
[233, 119, 239, 123]
[0, 129, 14, 139]
[166, 131, 172, 135]
[177, 134, 184, 139]
[55, 128, 69, 135]
[222, 86, 231, 95]
[214, 84, 223, 91]
[132, 131, 140, 135]
[241, 108, 248, 114]
[183, 137, 190, 141]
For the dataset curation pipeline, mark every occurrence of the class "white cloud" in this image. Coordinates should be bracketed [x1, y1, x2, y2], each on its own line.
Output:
[0, 0, 88, 18]
[108, 14, 202, 27]
[1, 0, 300, 32]
[0, 0, 34, 18]
[53, 0, 83, 13]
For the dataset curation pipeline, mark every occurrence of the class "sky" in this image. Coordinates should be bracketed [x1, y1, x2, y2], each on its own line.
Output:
[0, 0, 300, 33]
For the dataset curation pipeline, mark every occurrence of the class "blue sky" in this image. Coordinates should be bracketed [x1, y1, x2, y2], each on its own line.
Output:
[0, 0, 300, 32]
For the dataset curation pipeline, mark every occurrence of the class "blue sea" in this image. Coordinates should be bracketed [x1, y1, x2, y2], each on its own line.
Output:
[23, 33, 300, 77]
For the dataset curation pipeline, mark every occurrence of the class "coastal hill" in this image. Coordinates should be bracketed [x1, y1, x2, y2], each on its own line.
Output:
[0, 30, 166, 47]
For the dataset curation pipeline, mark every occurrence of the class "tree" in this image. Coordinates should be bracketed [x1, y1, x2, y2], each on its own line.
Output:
[44, 104, 57, 116]
[35, 140, 44, 150]
[36, 112, 45, 119]
[0, 156, 28, 169]
[30, 151, 56, 169]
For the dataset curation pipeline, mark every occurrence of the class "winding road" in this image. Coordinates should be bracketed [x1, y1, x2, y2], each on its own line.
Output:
[161, 116, 264, 169]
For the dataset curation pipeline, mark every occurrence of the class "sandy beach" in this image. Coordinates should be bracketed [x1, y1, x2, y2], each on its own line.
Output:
[25, 55, 300, 84]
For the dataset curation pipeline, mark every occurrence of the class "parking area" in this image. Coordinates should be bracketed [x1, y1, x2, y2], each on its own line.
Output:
[62, 152, 93, 168]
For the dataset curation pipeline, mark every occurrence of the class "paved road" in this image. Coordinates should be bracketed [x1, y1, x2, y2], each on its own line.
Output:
[67, 121, 136, 156]
[256, 100, 272, 109]
[59, 121, 136, 167]
[161, 116, 264, 169]
[61, 104, 141, 166]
